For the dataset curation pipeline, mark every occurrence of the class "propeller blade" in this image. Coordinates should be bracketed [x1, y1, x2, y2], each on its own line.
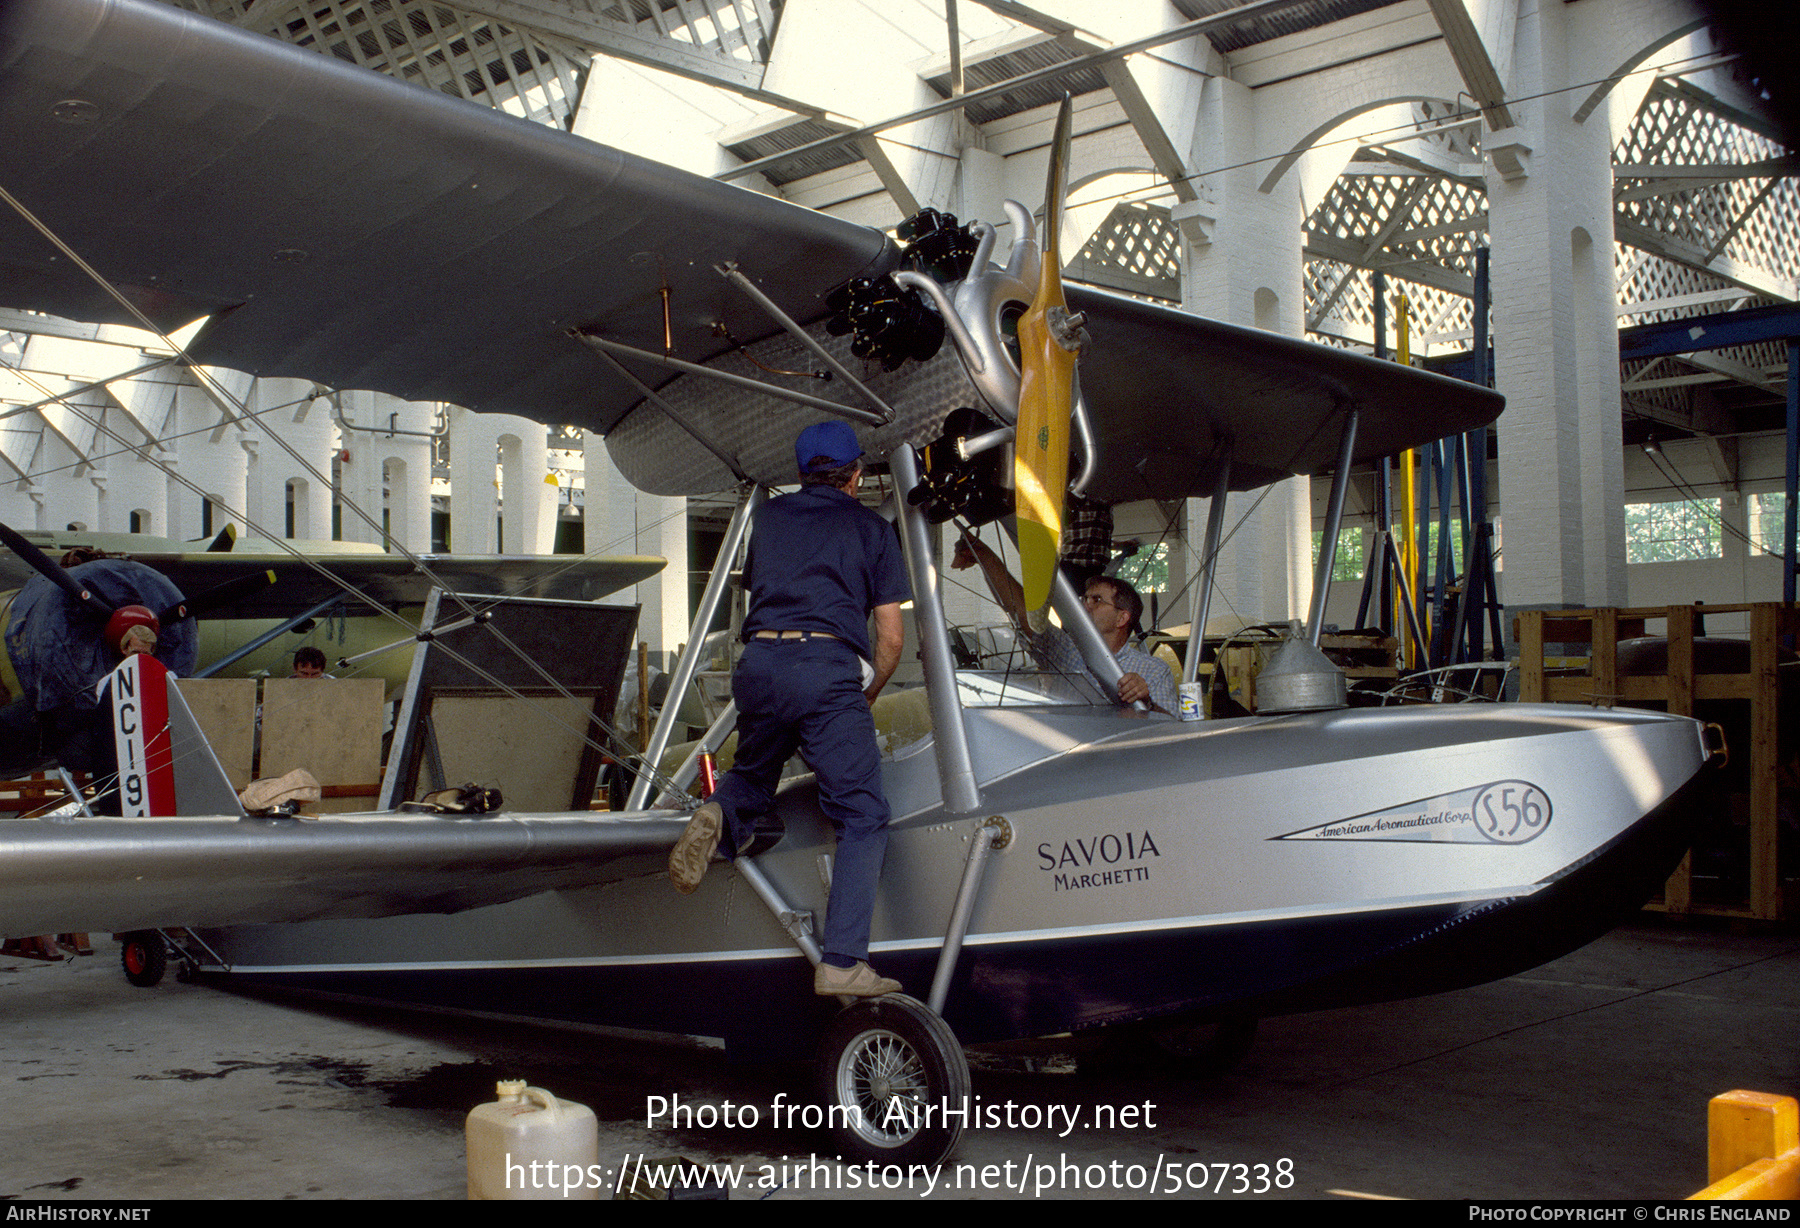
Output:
[204, 524, 237, 552]
[1014, 95, 1079, 610]
[156, 570, 277, 625]
[0, 520, 116, 619]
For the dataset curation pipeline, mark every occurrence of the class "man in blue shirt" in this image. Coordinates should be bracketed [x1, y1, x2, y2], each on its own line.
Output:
[669, 421, 911, 998]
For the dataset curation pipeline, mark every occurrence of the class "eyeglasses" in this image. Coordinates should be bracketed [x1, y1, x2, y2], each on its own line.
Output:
[1082, 592, 1124, 610]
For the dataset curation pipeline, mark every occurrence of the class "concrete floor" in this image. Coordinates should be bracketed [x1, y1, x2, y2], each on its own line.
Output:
[1, 919, 1795, 1201]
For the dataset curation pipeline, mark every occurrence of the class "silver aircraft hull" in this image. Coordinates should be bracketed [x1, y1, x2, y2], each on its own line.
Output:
[192, 702, 1710, 1058]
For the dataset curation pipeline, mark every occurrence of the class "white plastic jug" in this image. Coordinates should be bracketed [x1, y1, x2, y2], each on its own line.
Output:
[466, 1079, 600, 1200]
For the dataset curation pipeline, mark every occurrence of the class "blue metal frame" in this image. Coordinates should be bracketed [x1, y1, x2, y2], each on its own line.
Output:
[1426, 296, 1800, 614]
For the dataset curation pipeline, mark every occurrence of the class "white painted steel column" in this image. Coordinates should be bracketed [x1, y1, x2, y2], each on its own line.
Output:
[1483, 0, 1686, 609]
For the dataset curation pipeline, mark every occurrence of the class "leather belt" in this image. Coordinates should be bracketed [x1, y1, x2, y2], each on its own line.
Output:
[750, 630, 839, 642]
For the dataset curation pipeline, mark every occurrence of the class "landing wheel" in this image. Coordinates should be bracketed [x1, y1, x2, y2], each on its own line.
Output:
[817, 994, 970, 1166]
[119, 931, 166, 988]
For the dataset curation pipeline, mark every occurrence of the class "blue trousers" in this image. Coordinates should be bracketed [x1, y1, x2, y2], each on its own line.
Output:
[710, 638, 889, 961]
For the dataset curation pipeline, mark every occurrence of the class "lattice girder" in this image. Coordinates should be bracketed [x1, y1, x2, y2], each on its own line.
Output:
[1066, 201, 1182, 303]
[1304, 101, 1489, 345]
[173, 1, 593, 128]
[1612, 78, 1798, 300]
[1305, 78, 1796, 353]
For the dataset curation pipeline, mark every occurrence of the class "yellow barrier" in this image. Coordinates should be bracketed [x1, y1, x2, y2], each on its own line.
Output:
[1690, 1091, 1800, 1200]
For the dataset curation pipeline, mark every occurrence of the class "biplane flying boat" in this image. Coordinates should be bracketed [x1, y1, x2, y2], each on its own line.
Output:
[0, 0, 1715, 1167]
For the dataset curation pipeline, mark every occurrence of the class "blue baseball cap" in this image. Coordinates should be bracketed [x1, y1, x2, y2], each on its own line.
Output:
[795, 420, 864, 473]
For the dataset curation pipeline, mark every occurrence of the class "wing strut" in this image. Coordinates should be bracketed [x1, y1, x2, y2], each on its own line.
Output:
[890, 444, 982, 812]
[192, 595, 345, 678]
[569, 330, 880, 422]
[1305, 403, 1361, 646]
[715, 263, 898, 425]
[577, 342, 749, 479]
[1184, 448, 1233, 690]
[625, 484, 766, 811]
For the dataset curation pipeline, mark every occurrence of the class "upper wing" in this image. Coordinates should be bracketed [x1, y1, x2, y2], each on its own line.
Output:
[0, 0, 896, 434]
[0, 529, 665, 615]
[1066, 286, 1505, 499]
[597, 287, 1505, 498]
[0, 0, 1499, 503]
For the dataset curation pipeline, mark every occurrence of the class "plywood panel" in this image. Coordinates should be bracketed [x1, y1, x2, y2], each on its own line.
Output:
[260, 677, 384, 814]
[174, 678, 257, 790]
[424, 695, 593, 812]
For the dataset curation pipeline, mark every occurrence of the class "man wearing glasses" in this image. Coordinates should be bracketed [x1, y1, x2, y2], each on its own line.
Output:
[952, 532, 1176, 715]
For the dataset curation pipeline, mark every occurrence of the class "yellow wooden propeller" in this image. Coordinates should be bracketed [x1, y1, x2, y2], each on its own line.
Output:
[1014, 96, 1081, 610]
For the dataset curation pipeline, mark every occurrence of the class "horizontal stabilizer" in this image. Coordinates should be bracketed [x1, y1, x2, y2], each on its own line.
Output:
[1, 532, 665, 613]
[0, 811, 687, 937]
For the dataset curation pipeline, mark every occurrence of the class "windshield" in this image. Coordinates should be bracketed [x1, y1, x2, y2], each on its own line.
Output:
[949, 620, 1120, 708]
[953, 668, 1113, 709]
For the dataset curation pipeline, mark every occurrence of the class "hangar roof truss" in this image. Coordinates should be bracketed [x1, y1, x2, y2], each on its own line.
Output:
[1066, 201, 1184, 304]
[10, 1, 1792, 484]
[169, 0, 790, 128]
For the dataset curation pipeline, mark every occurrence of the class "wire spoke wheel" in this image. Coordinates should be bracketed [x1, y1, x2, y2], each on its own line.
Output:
[817, 994, 969, 1166]
[839, 1028, 930, 1147]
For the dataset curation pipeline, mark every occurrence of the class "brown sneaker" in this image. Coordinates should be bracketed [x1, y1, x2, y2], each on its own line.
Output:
[669, 802, 722, 895]
[814, 960, 901, 997]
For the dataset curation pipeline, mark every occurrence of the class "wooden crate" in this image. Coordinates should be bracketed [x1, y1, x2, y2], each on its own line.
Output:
[177, 677, 386, 814]
[1206, 630, 1397, 713]
[1516, 603, 1796, 921]
[1322, 630, 1401, 684]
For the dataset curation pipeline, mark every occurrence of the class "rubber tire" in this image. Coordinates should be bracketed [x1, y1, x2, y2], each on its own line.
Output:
[120, 932, 166, 988]
[816, 993, 970, 1167]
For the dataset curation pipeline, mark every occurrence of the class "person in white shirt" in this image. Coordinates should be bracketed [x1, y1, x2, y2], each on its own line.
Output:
[952, 532, 1176, 714]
